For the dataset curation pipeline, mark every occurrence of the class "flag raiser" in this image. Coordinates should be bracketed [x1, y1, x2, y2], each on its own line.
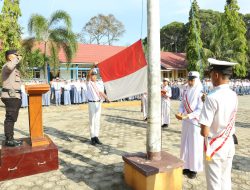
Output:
[97, 40, 147, 101]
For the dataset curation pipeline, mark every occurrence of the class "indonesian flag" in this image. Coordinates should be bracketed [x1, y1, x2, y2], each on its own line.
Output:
[98, 40, 147, 101]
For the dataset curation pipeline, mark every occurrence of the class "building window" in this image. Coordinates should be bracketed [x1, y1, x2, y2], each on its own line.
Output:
[163, 72, 168, 78]
[34, 70, 40, 78]
[178, 70, 186, 78]
[169, 72, 172, 79]
[78, 70, 87, 79]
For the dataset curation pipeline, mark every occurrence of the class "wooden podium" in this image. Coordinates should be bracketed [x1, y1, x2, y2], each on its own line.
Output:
[0, 84, 58, 181]
[26, 84, 50, 147]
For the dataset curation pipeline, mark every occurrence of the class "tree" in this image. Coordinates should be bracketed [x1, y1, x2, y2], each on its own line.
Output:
[28, 10, 77, 80]
[0, 0, 22, 69]
[160, 22, 187, 52]
[81, 14, 125, 45]
[243, 14, 250, 41]
[223, 0, 248, 77]
[21, 39, 46, 78]
[199, 9, 221, 49]
[186, 0, 203, 73]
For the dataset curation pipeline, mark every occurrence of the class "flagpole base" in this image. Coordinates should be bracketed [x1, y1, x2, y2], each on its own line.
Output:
[122, 151, 183, 190]
[147, 151, 161, 161]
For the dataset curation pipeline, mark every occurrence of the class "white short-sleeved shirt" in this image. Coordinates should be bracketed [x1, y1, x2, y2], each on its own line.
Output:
[161, 85, 172, 100]
[199, 84, 238, 138]
[86, 81, 102, 101]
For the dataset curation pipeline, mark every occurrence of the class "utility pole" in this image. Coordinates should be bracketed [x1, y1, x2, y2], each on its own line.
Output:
[147, 0, 161, 161]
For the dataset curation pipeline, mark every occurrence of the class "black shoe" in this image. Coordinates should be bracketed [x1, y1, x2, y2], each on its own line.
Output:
[94, 137, 102, 145]
[144, 118, 147, 121]
[187, 171, 197, 179]
[5, 139, 23, 147]
[183, 169, 190, 176]
[161, 124, 168, 128]
[90, 138, 96, 146]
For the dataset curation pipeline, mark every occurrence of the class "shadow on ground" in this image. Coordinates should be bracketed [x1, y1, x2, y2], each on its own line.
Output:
[235, 122, 250, 128]
[59, 146, 132, 190]
[233, 155, 250, 172]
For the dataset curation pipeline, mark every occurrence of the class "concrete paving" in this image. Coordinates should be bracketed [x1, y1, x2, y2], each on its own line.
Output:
[0, 96, 249, 190]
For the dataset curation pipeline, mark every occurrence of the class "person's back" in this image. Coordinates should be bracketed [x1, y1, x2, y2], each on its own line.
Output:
[205, 84, 237, 138]
[200, 58, 238, 190]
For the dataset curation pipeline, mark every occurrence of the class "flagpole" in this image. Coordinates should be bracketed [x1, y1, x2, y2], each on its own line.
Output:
[147, 0, 161, 161]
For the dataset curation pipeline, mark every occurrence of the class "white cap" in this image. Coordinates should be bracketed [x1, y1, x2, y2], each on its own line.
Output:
[188, 71, 200, 79]
[163, 78, 170, 82]
[207, 58, 238, 75]
[208, 58, 238, 66]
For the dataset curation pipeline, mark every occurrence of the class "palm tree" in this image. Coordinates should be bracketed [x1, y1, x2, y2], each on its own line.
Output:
[27, 10, 77, 81]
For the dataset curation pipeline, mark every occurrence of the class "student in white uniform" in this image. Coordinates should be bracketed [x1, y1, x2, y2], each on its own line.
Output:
[54, 77, 62, 106]
[80, 79, 88, 103]
[141, 93, 148, 121]
[161, 78, 172, 128]
[63, 80, 71, 105]
[21, 82, 28, 108]
[86, 68, 109, 146]
[176, 71, 204, 179]
[199, 58, 238, 190]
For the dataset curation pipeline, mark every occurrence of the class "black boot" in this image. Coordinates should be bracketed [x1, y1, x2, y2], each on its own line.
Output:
[90, 138, 96, 146]
[5, 137, 22, 147]
[187, 171, 197, 179]
[183, 169, 190, 176]
[161, 124, 168, 128]
[94, 137, 102, 145]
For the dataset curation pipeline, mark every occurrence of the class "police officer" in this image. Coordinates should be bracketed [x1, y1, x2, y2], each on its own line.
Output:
[199, 58, 238, 190]
[1, 50, 23, 147]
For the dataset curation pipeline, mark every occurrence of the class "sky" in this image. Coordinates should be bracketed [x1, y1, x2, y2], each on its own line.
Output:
[0, 0, 250, 46]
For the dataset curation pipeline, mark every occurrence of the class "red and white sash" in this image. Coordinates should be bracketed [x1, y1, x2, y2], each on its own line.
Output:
[183, 91, 199, 121]
[89, 81, 101, 101]
[204, 102, 237, 161]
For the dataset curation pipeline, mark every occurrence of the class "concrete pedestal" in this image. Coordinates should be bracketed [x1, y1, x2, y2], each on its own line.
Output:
[123, 151, 183, 190]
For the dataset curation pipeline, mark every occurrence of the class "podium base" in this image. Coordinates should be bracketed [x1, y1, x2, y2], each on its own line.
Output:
[122, 151, 183, 190]
[0, 137, 58, 181]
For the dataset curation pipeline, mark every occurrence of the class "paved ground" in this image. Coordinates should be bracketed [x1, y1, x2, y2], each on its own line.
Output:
[0, 96, 249, 190]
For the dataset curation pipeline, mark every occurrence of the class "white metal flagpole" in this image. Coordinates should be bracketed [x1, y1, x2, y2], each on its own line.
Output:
[147, 0, 162, 161]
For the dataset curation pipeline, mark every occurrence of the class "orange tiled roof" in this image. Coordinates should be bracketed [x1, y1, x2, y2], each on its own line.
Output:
[35, 42, 187, 69]
[161, 52, 187, 70]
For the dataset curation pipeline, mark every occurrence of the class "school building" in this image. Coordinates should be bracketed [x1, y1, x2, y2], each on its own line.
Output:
[36, 43, 187, 80]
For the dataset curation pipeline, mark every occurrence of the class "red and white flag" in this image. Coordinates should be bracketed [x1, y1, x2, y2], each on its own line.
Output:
[98, 40, 147, 101]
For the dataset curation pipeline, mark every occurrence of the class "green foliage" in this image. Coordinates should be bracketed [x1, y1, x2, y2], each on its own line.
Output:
[27, 10, 77, 80]
[0, 0, 22, 69]
[160, 22, 187, 53]
[82, 14, 125, 45]
[199, 9, 221, 49]
[222, 0, 248, 77]
[186, 0, 204, 73]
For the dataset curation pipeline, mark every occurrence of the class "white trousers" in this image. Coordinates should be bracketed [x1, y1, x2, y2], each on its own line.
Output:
[205, 137, 235, 190]
[88, 102, 102, 138]
[161, 99, 170, 125]
[55, 90, 61, 105]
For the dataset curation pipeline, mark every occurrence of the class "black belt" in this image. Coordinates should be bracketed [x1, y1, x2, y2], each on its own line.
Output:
[2, 88, 21, 93]
[88, 100, 100, 102]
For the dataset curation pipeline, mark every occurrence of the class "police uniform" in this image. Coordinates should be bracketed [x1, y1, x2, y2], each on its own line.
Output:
[199, 58, 238, 190]
[161, 78, 172, 128]
[1, 50, 23, 147]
